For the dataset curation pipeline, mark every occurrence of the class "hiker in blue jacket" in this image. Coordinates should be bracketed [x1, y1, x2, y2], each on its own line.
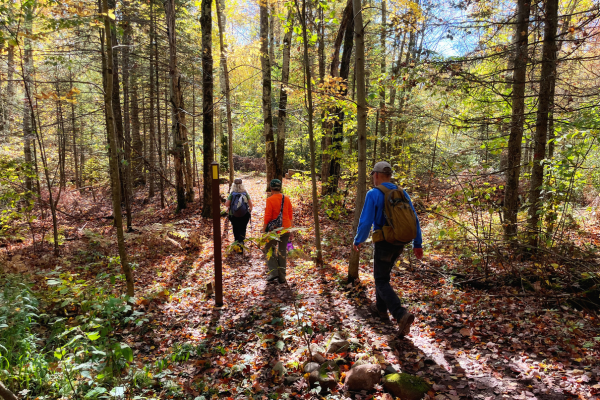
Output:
[353, 161, 423, 336]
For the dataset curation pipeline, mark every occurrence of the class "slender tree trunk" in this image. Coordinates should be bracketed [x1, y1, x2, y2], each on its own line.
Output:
[2, 46, 14, 137]
[69, 76, 80, 188]
[192, 74, 198, 187]
[155, 33, 165, 208]
[348, 0, 367, 282]
[130, 61, 144, 186]
[149, 4, 157, 199]
[260, 0, 276, 191]
[108, 0, 132, 229]
[122, 6, 133, 206]
[327, 2, 354, 194]
[164, 0, 188, 211]
[200, 0, 214, 218]
[527, 0, 558, 246]
[298, 0, 323, 266]
[216, 0, 235, 185]
[503, 0, 531, 239]
[23, 11, 33, 192]
[275, 10, 294, 181]
[101, 0, 134, 297]
[378, 0, 387, 159]
[321, 0, 352, 192]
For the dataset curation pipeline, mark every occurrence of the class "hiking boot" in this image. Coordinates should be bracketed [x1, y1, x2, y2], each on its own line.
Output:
[397, 312, 415, 337]
[369, 303, 390, 322]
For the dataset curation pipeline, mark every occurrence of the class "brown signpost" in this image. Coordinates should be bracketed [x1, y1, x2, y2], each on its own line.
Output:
[211, 161, 223, 306]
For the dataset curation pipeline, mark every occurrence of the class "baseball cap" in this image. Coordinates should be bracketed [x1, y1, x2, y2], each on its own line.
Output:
[270, 179, 282, 190]
[371, 161, 393, 175]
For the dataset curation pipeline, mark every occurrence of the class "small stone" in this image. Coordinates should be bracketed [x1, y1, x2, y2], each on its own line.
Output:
[345, 363, 382, 391]
[385, 364, 398, 375]
[380, 394, 394, 400]
[309, 361, 340, 392]
[326, 332, 350, 353]
[309, 343, 326, 363]
[284, 374, 302, 385]
[272, 361, 286, 376]
[304, 362, 320, 373]
[383, 373, 432, 400]
[355, 353, 370, 360]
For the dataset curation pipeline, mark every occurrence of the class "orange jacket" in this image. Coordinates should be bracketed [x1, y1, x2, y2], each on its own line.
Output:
[264, 193, 293, 230]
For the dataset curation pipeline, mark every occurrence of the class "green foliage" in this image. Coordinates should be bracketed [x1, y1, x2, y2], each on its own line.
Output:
[0, 269, 147, 398]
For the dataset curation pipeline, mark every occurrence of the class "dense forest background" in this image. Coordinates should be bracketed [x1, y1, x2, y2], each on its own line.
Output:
[1, 0, 600, 398]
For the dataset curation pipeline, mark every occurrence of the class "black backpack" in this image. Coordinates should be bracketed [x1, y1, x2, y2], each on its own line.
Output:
[230, 192, 249, 217]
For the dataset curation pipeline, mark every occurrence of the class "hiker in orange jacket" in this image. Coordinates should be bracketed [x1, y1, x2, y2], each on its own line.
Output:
[263, 179, 293, 283]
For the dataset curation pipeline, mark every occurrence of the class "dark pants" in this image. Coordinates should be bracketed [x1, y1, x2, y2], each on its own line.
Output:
[230, 213, 251, 244]
[265, 232, 290, 281]
[374, 241, 406, 321]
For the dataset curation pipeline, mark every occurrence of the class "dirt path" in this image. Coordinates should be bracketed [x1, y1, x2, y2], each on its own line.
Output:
[129, 177, 596, 399]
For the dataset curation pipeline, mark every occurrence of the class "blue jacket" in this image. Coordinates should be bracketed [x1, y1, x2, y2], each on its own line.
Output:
[353, 182, 422, 248]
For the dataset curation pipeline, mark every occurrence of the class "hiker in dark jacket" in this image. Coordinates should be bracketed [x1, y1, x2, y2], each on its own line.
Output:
[353, 161, 423, 337]
[225, 178, 253, 252]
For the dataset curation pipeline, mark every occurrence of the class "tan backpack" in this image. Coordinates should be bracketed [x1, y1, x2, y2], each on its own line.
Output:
[375, 185, 418, 244]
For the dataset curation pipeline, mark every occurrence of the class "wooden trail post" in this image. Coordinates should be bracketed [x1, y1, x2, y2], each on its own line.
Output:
[211, 161, 223, 306]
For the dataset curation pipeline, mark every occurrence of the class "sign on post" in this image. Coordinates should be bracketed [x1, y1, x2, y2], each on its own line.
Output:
[211, 161, 223, 306]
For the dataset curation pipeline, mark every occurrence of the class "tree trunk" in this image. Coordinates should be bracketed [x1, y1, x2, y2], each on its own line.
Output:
[503, 0, 531, 239]
[378, 0, 387, 159]
[527, 0, 558, 246]
[101, 0, 134, 297]
[130, 60, 144, 186]
[298, 0, 323, 266]
[200, 0, 214, 218]
[164, 0, 188, 211]
[216, 0, 235, 185]
[155, 31, 165, 208]
[275, 10, 294, 181]
[321, 0, 352, 192]
[108, 0, 132, 229]
[260, 0, 276, 191]
[2, 45, 14, 137]
[122, 7, 132, 198]
[327, 1, 354, 194]
[23, 11, 33, 192]
[348, 0, 367, 283]
[69, 76, 80, 189]
[149, 3, 157, 199]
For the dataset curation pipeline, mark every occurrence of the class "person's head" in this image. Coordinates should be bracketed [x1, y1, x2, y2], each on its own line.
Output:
[371, 161, 393, 186]
[230, 178, 246, 193]
[270, 179, 282, 193]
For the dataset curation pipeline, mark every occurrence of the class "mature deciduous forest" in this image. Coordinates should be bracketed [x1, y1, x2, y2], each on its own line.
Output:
[1, 0, 600, 398]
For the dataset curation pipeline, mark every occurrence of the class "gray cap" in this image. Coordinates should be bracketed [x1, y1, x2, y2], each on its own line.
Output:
[372, 161, 393, 174]
[234, 178, 242, 185]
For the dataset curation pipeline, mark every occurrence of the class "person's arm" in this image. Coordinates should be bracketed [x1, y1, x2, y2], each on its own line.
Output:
[247, 195, 253, 212]
[287, 197, 293, 225]
[225, 194, 232, 211]
[403, 190, 423, 259]
[353, 190, 376, 248]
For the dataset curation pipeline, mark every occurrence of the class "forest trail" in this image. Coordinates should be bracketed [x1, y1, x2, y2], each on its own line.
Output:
[126, 177, 592, 399]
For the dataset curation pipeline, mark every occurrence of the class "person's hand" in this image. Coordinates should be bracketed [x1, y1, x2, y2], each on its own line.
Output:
[353, 243, 361, 253]
[413, 248, 423, 260]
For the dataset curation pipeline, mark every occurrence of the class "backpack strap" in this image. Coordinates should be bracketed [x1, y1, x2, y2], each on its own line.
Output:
[279, 195, 285, 214]
[375, 185, 391, 195]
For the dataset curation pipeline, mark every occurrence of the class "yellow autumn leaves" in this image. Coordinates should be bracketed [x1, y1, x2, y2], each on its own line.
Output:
[34, 87, 81, 103]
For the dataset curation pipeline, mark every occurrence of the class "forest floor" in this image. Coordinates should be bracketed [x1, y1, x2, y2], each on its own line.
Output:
[3, 174, 600, 400]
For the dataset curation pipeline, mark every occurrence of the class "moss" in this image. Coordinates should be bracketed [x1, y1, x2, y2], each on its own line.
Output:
[383, 373, 431, 400]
